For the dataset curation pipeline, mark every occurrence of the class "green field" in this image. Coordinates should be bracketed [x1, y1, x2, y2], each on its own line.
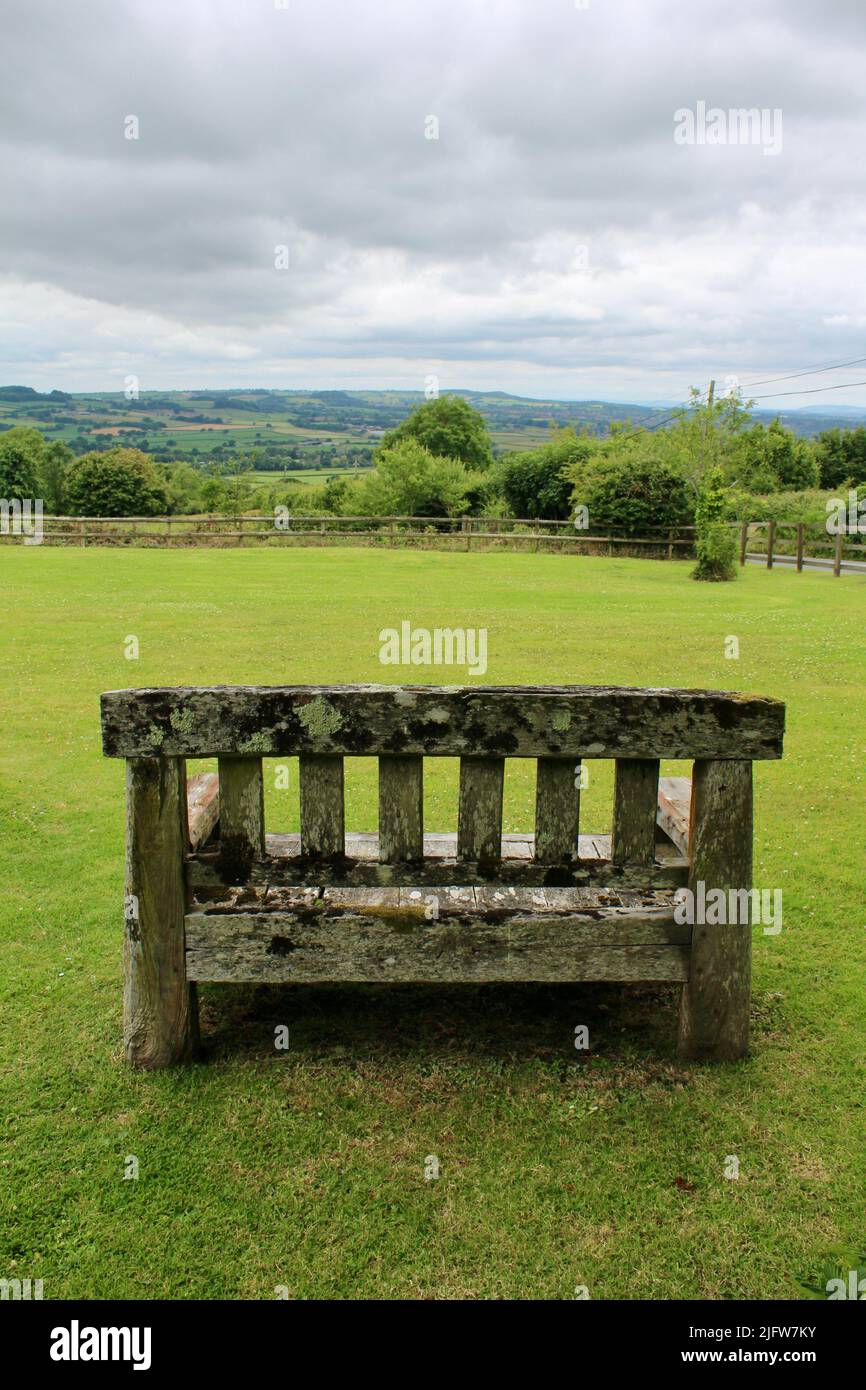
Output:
[1, 547, 864, 1299]
[242, 466, 371, 489]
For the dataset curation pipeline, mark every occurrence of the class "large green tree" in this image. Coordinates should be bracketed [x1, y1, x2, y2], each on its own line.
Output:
[378, 395, 494, 472]
[0, 426, 46, 499]
[727, 418, 819, 492]
[39, 441, 73, 513]
[64, 447, 169, 517]
[815, 426, 866, 489]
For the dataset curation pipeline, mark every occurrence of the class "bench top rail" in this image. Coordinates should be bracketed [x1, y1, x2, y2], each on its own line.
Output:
[101, 684, 785, 761]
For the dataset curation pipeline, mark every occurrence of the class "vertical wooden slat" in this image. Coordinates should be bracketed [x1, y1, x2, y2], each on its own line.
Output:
[766, 519, 776, 569]
[457, 756, 504, 860]
[611, 758, 659, 864]
[218, 756, 265, 861]
[378, 755, 423, 861]
[534, 757, 579, 861]
[739, 520, 748, 567]
[834, 529, 843, 577]
[678, 759, 753, 1060]
[124, 757, 198, 1067]
[795, 522, 804, 572]
[299, 754, 345, 857]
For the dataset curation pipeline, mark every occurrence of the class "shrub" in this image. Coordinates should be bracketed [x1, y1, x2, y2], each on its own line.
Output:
[494, 430, 596, 519]
[693, 468, 737, 581]
[356, 440, 478, 516]
[159, 462, 207, 515]
[571, 454, 694, 536]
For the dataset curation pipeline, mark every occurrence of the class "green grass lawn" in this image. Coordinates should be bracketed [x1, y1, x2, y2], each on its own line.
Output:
[1, 547, 864, 1300]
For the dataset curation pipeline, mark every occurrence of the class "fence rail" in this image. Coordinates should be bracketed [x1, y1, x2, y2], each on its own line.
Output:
[738, 520, 864, 575]
[5, 513, 861, 570]
[1, 512, 699, 557]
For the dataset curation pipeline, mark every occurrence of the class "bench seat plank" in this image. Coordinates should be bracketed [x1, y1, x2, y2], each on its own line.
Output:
[186, 770, 220, 850]
[656, 776, 692, 856]
[188, 832, 688, 892]
[185, 904, 690, 984]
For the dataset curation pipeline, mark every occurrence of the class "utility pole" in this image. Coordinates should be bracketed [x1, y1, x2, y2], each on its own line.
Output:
[700, 380, 716, 472]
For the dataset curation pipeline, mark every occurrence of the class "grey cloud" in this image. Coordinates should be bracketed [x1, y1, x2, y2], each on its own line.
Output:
[1, 0, 866, 396]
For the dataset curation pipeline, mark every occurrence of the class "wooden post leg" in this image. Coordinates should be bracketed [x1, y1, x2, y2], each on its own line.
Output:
[124, 757, 198, 1067]
[677, 760, 753, 1061]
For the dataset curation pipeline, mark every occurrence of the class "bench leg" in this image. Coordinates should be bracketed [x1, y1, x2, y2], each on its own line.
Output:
[124, 757, 198, 1067]
[677, 760, 753, 1061]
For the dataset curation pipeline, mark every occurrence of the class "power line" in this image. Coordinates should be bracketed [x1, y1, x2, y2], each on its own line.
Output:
[622, 386, 710, 439]
[596, 363, 866, 444]
[748, 379, 866, 402]
[634, 374, 866, 425]
[737, 353, 866, 390]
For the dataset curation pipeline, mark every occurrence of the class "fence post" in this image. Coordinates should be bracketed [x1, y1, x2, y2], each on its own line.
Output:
[766, 520, 775, 569]
[834, 529, 843, 577]
[667, 529, 674, 561]
[796, 523, 804, 572]
[739, 521, 748, 567]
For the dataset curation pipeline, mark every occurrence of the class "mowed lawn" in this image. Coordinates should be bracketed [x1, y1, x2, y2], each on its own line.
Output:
[1, 546, 864, 1300]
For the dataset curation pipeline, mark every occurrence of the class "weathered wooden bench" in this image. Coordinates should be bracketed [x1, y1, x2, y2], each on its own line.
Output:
[100, 684, 785, 1068]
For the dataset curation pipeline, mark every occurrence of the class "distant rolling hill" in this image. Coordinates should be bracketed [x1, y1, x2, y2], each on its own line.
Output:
[1, 386, 864, 471]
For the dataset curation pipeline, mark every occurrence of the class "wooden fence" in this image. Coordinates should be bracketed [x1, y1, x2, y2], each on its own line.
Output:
[739, 520, 865, 575]
[3, 513, 699, 557]
[8, 513, 860, 570]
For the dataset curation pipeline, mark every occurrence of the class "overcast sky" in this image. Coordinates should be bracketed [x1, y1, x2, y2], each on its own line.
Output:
[1, 0, 865, 403]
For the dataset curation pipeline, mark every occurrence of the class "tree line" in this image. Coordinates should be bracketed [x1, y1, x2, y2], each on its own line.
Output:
[3, 391, 865, 562]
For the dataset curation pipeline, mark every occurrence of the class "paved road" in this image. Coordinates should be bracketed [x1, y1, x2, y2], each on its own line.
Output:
[744, 551, 866, 576]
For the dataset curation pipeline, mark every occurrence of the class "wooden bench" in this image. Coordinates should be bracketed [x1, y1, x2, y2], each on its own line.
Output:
[100, 684, 785, 1067]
